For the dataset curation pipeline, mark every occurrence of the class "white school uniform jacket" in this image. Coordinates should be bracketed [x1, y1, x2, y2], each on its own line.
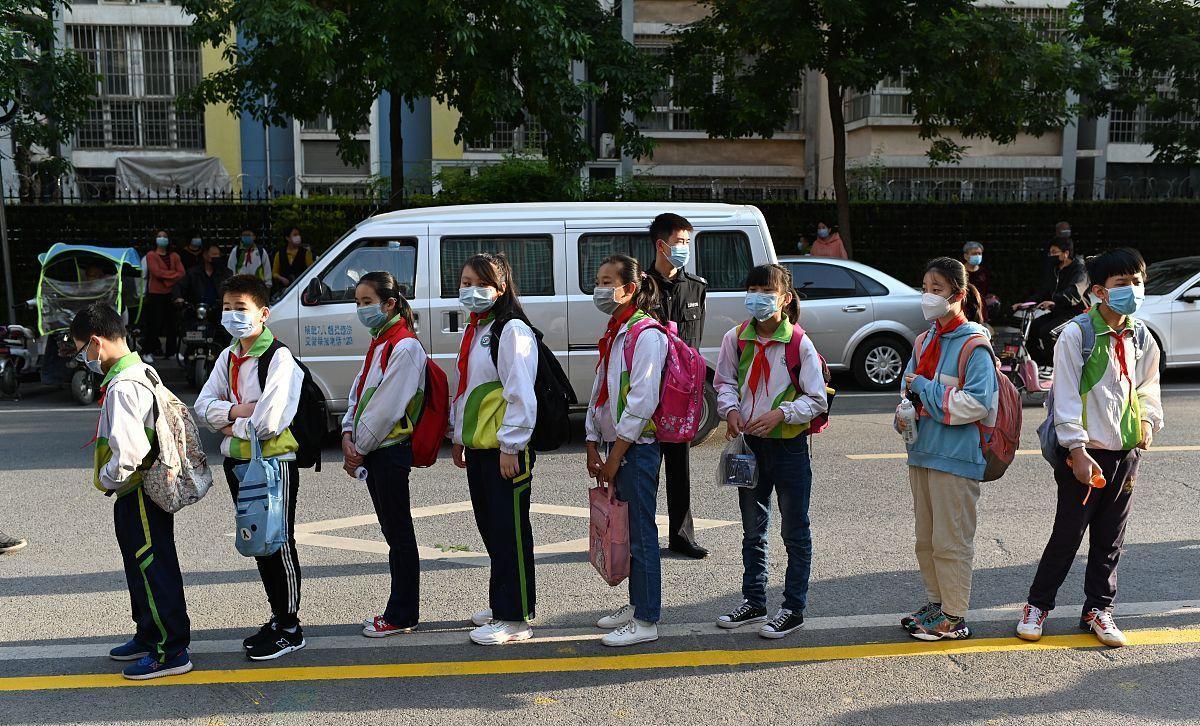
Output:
[1051, 309, 1164, 452]
[194, 326, 303, 460]
[585, 310, 668, 445]
[341, 317, 427, 455]
[228, 245, 273, 287]
[714, 319, 828, 438]
[449, 315, 538, 454]
[92, 353, 156, 492]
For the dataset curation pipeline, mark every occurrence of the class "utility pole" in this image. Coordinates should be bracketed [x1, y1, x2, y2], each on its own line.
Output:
[1, 187, 13, 323]
[619, 0, 634, 179]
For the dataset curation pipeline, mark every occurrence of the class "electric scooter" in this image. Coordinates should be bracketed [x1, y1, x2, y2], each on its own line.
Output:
[992, 302, 1054, 406]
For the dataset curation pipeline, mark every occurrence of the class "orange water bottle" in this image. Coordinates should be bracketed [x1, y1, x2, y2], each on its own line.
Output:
[1069, 452, 1106, 504]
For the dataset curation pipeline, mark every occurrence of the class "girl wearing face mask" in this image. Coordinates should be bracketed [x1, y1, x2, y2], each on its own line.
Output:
[713, 264, 827, 639]
[809, 222, 847, 260]
[450, 253, 539, 646]
[272, 227, 314, 289]
[896, 257, 996, 643]
[341, 271, 425, 638]
[585, 254, 669, 648]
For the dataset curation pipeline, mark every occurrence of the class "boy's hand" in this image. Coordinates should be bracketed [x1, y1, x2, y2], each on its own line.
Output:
[744, 409, 785, 438]
[500, 452, 520, 479]
[219, 424, 234, 437]
[452, 444, 467, 469]
[341, 433, 363, 468]
[229, 402, 256, 419]
[725, 411, 744, 440]
[1069, 448, 1102, 486]
[1138, 421, 1154, 450]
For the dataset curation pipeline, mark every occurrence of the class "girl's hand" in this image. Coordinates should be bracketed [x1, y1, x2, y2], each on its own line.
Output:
[219, 424, 234, 437]
[586, 443, 604, 480]
[725, 411, 744, 440]
[598, 457, 621, 486]
[452, 444, 467, 469]
[500, 452, 520, 479]
[744, 409, 785, 438]
[903, 373, 917, 388]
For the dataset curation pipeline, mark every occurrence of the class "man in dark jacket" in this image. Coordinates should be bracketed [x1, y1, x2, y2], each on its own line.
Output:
[647, 213, 709, 559]
[175, 241, 232, 317]
[1017, 235, 1088, 367]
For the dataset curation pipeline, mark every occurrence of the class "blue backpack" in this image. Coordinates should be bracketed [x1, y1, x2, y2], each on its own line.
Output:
[1036, 312, 1150, 464]
[233, 428, 286, 558]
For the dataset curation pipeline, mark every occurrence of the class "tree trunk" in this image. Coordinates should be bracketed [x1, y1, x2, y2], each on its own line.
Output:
[825, 76, 853, 258]
[389, 91, 405, 206]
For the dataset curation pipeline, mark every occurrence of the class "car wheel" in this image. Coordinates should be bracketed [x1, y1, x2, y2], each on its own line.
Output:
[691, 379, 720, 446]
[852, 335, 911, 391]
[71, 369, 98, 405]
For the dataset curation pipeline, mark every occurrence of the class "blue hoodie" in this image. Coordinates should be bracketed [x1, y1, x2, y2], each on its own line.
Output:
[902, 321, 998, 481]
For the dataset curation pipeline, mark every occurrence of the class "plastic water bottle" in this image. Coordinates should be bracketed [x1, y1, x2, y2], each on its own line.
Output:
[354, 466, 369, 481]
[897, 398, 918, 445]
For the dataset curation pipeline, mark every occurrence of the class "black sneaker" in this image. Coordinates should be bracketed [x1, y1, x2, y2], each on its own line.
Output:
[247, 624, 306, 661]
[760, 608, 805, 639]
[243, 619, 276, 650]
[0, 532, 27, 554]
[716, 600, 768, 630]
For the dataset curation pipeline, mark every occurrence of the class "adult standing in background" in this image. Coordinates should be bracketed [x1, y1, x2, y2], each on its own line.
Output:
[962, 242, 999, 323]
[272, 227, 314, 290]
[180, 233, 205, 271]
[809, 221, 848, 259]
[228, 228, 273, 288]
[143, 229, 185, 363]
[646, 212, 709, 559]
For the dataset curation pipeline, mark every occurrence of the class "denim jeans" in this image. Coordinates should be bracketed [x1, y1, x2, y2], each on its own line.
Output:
[613, 441, 663, 623]
[740, 435, 814, 613]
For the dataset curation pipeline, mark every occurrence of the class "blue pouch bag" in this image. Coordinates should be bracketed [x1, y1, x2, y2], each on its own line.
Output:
[233, 428, 285, 558]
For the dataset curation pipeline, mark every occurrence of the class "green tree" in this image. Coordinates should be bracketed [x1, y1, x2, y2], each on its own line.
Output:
[0, 0, 96, 197]
[1075, 0, 1200, 166]
[667, 2, 1085, 256]
[182, 0, 660, 200]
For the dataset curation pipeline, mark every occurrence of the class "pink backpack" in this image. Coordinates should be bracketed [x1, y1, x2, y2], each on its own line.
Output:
[589, 482, 630, 586]
[623, 317, 706, 444]
[914, 330, 1021, 482]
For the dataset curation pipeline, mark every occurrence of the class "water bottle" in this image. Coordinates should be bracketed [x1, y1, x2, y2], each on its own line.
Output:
[354, 466, 369, 481]
[897, 398, 918, 445]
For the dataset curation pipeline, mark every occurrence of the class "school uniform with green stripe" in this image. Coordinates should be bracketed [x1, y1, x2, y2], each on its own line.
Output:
[93, 352, 191, 662]
[584, 310, 668, 445]
[341, 316, 426, 454]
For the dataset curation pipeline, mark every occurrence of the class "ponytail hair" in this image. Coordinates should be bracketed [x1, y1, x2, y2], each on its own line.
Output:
[461, 252, 527, 323]
[600, 253, 662, 320]
[924, 256, 983, 324]
[745, 263, 800, 324]
[356, 270, 416, 329]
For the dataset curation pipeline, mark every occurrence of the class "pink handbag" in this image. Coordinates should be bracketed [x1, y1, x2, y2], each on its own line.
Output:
[589, 482, 630, 586]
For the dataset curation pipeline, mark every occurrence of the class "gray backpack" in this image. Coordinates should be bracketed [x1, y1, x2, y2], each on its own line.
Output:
[135, 368, 213, 513]
[1036, 312, 1149, 464]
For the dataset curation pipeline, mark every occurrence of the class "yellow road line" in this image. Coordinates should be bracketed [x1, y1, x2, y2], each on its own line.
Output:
[847, 445, 1200, 461]
[3, 628, 1199, 693]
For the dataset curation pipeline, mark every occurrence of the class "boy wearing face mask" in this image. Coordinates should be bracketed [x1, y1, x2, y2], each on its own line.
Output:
[1017, 248, 1163, 648]
[645, 212, 709, 559]
[194, 275, 306, 660]
[71, 303, 193, 680]
[713, 264, 827, 639]
[227, 228, 273, 289]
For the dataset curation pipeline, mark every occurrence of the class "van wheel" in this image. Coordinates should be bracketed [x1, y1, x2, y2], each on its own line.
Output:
[852, 335, 911, 391]
[71, 369, 98, 405]
[691, 380, 720, 446]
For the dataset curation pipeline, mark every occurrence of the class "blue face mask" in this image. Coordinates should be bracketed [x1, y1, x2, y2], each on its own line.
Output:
[967, 254, 982, 266]
[75, 340, 104, 375]
[357, 303, 389, 330]
[221, 310, 257, 339]
[817, 228, 830, 239]
[240, 235, 254, 247]
[190, 238, 202, 249]
[155, 236, 169, 248]
[459, 286, 496, 314]
[663, 242, 690, 269]
[745, 292, 780, 322]
[1105, 283, 1144, 316]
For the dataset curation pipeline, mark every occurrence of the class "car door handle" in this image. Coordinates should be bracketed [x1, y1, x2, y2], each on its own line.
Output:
[442, 310, 460, 333]
[842, 304, 867, 313]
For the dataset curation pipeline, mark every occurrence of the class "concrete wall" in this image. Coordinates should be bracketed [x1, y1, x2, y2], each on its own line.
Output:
[201, 32, 242, 191]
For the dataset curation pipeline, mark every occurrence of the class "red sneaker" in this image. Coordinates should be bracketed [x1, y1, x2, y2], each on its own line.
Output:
[362, 616, 416, 638]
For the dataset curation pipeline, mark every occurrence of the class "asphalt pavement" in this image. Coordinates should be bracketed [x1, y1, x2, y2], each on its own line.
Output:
[0, 366, 1198, 725]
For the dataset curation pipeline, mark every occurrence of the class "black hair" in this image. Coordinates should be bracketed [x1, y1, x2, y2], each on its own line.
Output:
[600, 253, 661, 318]
[202, 240, 222, 254]
[924, 257, 983, 324]
[356, 270, 415, 329]
[241, 228, 254, 236]
[462, 252, 527, 323]
[221, 274, 270, 308]
[70, 302, 126, 342]
[1086, 247, 1146, 288]
[288, 227, 301, 236]
[1049, 237, 1075, 257]
[745, 263, 800, 324]
[649, 213, 694, 246]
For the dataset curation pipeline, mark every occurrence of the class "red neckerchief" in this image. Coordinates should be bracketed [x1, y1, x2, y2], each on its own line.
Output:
[455, 312, 493, 402]
[229, 345, 255, 404]
[915, 314, 968, 381]
[353, 318, 411, 415]
[595, 306, 637, 408]
[1111, 325, 1136, 409]
[747, 338, 772, 412]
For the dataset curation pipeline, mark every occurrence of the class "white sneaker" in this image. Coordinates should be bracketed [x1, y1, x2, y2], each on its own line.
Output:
[141, 354, 155, 364]
[1081, 608, 1127, 647]
[597, 604, 635, 629]
[1016, 603, 1047, 642]
[469, 620, 532, 646]
[471, 608, 493, 627]
[601, 618, 659, 647]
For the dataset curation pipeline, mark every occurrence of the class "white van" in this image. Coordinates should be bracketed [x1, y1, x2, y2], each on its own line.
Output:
[268, 202, 779, 442]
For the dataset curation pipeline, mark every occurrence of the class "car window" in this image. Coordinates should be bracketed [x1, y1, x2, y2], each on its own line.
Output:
[1146, 259, 1200, 296]
[696, 231, 753, 292]
[577, 233, 656, 293]
[440, 235, 554, 297]
[786, 262, 861, 300]
[303, 238, 417, 305]
[850, 269, 889, 296]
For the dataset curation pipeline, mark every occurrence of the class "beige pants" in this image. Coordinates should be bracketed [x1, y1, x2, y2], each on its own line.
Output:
[908, 466, 981, 617]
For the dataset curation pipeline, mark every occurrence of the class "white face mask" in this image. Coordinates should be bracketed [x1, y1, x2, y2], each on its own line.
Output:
[290, 235, 301, 244]
[920, 292, 952, 321]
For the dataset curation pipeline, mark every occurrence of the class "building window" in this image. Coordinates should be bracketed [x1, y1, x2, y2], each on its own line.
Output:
[844, 75, 912, 124]
[465, 118, 547, 153]
[70, 25, 204, 150]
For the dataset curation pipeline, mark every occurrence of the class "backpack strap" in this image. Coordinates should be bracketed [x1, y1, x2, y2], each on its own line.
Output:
[783, 325, 805, 392]
[622, 317, 666, 372]
[955, 334, 996, 386]
[256, 338, 285, 390]
[1070, 312, 1096, 364]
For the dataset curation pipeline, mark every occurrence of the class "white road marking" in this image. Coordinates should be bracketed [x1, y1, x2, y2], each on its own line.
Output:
[1, 599, 1196, 662]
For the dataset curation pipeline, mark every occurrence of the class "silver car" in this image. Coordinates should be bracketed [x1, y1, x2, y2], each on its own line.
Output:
[1137, 256, 1200, 369]
[776, 255, 926, 390]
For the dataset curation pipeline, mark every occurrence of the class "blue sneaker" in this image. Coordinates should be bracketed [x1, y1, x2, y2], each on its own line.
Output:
[122, 651, 193, 680]
[109, 639, 150, 662]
